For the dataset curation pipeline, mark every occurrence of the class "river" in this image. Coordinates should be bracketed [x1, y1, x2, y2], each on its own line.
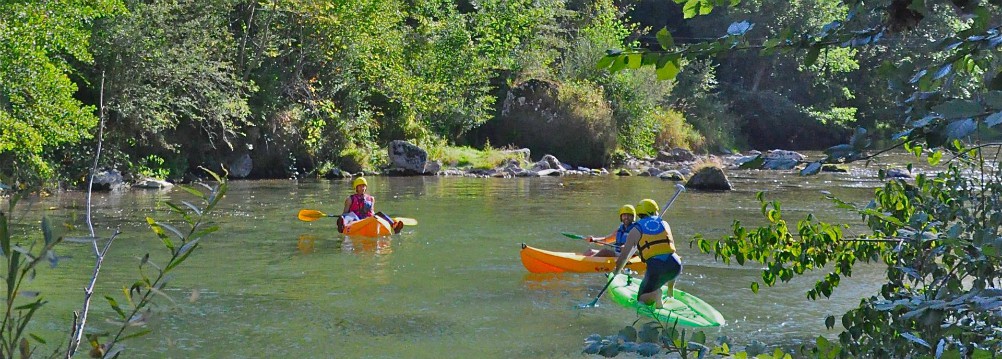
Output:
[12, 156, 926, 357]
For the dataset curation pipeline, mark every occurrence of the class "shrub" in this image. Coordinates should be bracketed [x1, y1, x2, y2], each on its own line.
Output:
[652, 108, 704, 151]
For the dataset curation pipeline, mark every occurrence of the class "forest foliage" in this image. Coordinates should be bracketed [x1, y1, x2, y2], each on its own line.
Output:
[0, 0, 999, 186]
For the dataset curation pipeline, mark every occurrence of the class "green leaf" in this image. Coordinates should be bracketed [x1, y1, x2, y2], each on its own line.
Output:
[627, 53, 642, 69]
[751, 282, 759, 293]
[690, 331, 706, 345]
[656, 60, 680, 81]
[105, 296, 126, 318]
[698, 0, 714, 15]
[610, 55, 628, 73]
[596, 55, 615, 69]
[931, 100, 983, 119]
[178, 185, 207, 200]
[683, 0, 699, 18]
[656, 28, 674, 49]
[928, 150, 942, 165]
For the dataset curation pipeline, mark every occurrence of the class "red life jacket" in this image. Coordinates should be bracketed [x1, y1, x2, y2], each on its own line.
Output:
[348, 194, 374, 219]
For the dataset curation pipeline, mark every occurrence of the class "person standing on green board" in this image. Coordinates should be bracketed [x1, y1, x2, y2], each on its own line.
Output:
[612, 198, 682, 308]
[583, 205, 637, 257]
[338, 177, 403, 234]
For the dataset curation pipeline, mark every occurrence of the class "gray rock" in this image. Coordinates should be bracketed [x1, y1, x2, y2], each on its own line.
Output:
[92, 170, 124, 191]
[133, 178, 173, 189]
[501, 148, 531, 161]
[763, 158, 799, 170]
[388, 140, 437, 174]
[423, 160, 442, 174]
[536, 169, 563, 176]
[686, 166, 733, 191]
[229, 153, 252, 178]
[531, 154, 565, 171]
[657, 147, 697, 163]
[765, 149, 806, 162]
[658, 170, 685, 181]
[439, 169, 466, 176]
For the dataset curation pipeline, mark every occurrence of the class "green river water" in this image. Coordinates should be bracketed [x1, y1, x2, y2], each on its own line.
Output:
[12, 158, 923, 358]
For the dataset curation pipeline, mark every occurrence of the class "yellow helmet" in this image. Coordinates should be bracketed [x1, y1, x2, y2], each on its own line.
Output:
[352, 177, 368, 189]
[618, 205, 636, 217]
[636, 199, 659, 216]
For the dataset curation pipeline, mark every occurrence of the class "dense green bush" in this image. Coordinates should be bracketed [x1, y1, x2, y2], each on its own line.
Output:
[652, 108, 704, 150]
[489, 79, 616, 167]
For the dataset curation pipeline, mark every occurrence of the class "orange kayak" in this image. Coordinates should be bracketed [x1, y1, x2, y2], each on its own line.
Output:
[342, 216, 395, 237]
[519, 244, 646, 273]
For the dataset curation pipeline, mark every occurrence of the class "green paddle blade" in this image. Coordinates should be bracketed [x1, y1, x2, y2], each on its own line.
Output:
[561, 232, 585, 240]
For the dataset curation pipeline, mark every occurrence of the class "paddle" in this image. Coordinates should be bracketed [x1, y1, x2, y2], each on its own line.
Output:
[297, 209, 418, 225]
[579, 183, 686, 308]
[561, 232, 616, 248]
[560, 231, 585, 240]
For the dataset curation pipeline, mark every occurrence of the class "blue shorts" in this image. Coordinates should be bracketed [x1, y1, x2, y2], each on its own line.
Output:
[638, 253, 682, 295]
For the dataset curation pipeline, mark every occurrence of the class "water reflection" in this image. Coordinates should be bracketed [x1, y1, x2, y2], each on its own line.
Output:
[342, 236, 393, 255]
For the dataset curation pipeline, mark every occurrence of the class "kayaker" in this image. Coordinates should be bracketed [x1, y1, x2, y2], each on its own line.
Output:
[338, 177, 404, 234]
[612, 198, 682, 309]
[583, 205, 637, 257]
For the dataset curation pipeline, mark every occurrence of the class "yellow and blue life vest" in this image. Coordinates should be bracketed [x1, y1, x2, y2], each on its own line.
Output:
[635, 216, 675, 261]
[613, 223, 636, 253]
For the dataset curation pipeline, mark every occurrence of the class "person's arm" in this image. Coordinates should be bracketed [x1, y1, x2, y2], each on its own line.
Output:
[586, 231, 616, 243]
[342, 197, 352, 215]
[613, 229, 641, 274]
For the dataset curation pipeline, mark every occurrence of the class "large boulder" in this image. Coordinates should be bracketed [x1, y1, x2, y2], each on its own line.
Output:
[388, 140, 438, 175]
[763, 150, 806, 170]
[686, 166, 733, 191]
[92, 170, 125, 191]
[531, 154, 565, 171]
[229, 153, 253, 178]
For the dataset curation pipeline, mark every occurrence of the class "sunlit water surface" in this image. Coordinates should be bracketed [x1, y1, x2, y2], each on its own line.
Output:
[13, 154, 931, 357]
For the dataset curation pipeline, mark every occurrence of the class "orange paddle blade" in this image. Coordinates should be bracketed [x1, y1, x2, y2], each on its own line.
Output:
[298, 209, 328, 222]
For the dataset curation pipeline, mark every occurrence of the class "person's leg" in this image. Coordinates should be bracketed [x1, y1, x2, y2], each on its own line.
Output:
[637, 254, 680, 308]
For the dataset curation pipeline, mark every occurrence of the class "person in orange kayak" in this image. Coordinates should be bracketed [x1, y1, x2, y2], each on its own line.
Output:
[612, 198, 682, 308]
[338, 177, 403, 234]
[583, 204, 637, 257]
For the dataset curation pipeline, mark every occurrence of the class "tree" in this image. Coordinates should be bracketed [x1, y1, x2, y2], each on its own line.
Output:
[0, 0, 124, 185]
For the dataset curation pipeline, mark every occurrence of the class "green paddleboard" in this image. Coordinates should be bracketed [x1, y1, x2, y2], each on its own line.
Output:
[607, 273, 725, 327]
